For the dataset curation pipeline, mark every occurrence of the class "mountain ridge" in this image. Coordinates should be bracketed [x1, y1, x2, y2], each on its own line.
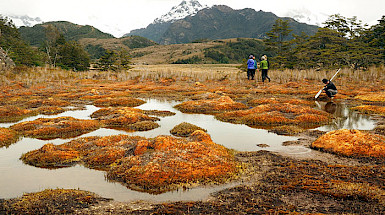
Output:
[128, 4, 319, 44]
[124, 0, 206, 41]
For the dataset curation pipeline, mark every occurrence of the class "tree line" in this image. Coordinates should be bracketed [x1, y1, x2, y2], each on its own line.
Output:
[0, 16, 130, 71]
[264, 14, 385, 69]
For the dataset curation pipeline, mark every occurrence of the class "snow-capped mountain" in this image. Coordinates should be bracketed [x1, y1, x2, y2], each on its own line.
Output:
[153, 0, 207, 24]
[5, 15, 43, 27]
[283, 8, 328, 27]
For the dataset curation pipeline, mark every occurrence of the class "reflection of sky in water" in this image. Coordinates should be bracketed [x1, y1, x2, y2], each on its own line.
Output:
[0, 99, 375, 201]
[314, 101, 375, 131]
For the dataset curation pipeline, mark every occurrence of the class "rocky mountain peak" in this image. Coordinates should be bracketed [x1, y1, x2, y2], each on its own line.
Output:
[153, 0, 207, 24]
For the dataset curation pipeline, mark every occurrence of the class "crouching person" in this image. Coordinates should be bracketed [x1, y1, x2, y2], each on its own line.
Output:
[322, 78, 338, 99]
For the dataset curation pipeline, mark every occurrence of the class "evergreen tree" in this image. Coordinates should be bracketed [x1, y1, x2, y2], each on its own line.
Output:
[0, 15, 42, 66]
[96, 49, 131, 71]
[265, 19, 292, 54]
[97, 50, 117, 71]
[264, 19, 292, 68]
[39, 25, 90, 71]
[323, 14, 367, 39]
[56, 41, 90, 71]
[360, 16, 385, 62]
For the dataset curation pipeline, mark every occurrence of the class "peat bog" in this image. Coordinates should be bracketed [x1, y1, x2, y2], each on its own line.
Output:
[0, 65, 384, 214]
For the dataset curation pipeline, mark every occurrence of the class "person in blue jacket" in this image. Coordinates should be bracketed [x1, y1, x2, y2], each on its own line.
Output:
[247, 55, 256, 80]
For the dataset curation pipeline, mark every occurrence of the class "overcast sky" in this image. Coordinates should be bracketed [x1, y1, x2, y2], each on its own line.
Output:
[0, 0, 384, 37]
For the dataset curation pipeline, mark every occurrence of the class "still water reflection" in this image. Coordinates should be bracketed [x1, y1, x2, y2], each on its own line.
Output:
[315, 101, 375, 131]
[0, 99, 375, 201]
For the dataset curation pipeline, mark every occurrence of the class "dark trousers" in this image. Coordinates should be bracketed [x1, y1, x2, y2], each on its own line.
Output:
[247, 69, 256, 80]
[325, 89, 337, 98]
[261, 69, 270, 82]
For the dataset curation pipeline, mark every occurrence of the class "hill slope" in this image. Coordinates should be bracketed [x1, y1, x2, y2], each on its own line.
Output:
[19, 21, 115, 46]
[18, 21, 157, 59]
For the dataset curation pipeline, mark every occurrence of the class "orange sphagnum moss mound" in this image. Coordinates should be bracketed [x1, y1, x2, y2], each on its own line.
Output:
[170, 122, 207, 137]
[21, 135, 144, 169]
[25, 98, 70, 108]
[351, 105, 385, 116]
[10, 116, 100, 140]
[247, 97, 312, 107]
[311, 129, 385, 158]
[21, 143, 81, 168]
[0, 127, 19, 147]
[107, 130, 238, 193]
[174, 96, 248, 114]
[0, 105, 36, 123]
[216, 103, 330, 128]
[354, 92, 385, 102]
[93, 97, 146, 107]
[21, 131, 238, 193]
[90, 107, 160, 131]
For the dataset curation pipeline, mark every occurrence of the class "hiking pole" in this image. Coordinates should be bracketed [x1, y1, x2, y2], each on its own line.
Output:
[315, 68, 341, 99]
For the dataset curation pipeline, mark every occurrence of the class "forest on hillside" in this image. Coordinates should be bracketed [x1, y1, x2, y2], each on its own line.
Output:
[0, 14, 384, 71]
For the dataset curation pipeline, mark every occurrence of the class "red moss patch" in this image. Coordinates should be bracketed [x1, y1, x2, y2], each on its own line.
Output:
[93, 97, 145, 107]
[10, 117, 100, 140]
[311, 129, 385, 158]
[0, 127, 19, 147]
[0, 105, 36, 123]
[216, 103, 330, 128]
[90, 107, 159, 131]
[174, 96, 247, 114]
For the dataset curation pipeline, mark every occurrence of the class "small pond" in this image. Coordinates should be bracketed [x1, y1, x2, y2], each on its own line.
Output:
[0, 99, 375, 201]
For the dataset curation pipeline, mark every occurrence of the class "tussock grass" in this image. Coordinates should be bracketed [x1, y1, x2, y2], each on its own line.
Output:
[2, 65, 384, 93]
[0, 65, 383, 92]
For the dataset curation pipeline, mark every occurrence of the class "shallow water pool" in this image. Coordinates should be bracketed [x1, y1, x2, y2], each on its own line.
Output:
[0, 99, 375, 201]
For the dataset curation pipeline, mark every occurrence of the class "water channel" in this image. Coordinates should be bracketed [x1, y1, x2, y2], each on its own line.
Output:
[0, 99, 375, 201]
